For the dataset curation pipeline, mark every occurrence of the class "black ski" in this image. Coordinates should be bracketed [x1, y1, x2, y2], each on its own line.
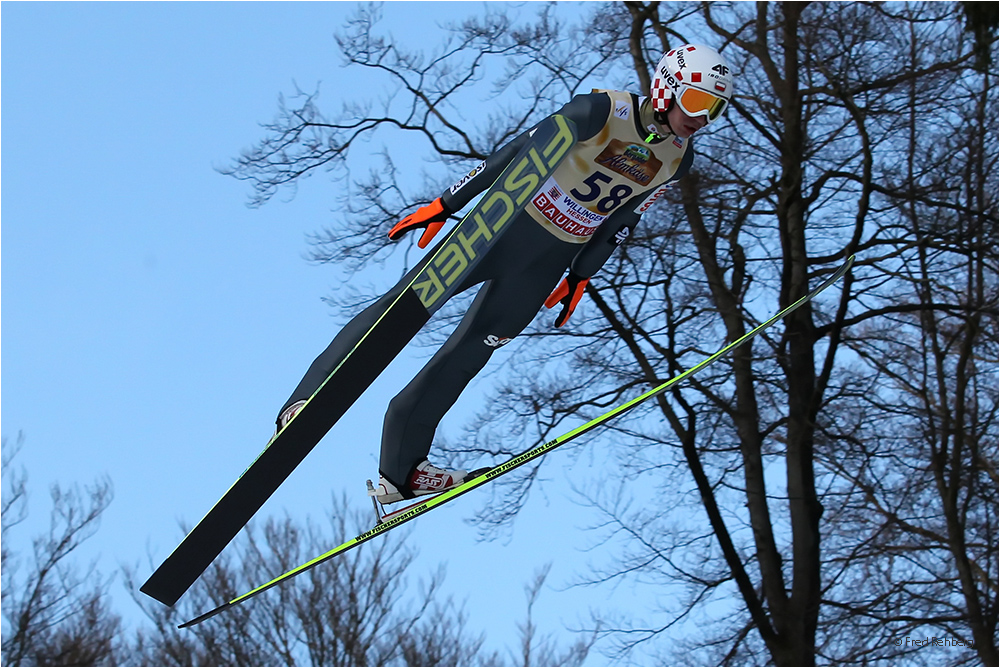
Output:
[140, 114, 578, 607]
[179, 254, 854, 627]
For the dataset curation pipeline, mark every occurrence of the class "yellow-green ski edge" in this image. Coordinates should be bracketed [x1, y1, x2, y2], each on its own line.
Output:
[180, 253, 854, 628]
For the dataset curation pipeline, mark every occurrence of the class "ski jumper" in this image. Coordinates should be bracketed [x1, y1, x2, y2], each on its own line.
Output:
[280, 90, 695, 488]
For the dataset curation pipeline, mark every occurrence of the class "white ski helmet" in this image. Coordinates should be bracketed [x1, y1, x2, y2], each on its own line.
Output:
[650, 44, 734, 124]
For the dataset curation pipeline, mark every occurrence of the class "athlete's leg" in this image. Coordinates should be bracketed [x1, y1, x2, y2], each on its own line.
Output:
[277, 262, 424, 419]
[378, 258, 571, 486]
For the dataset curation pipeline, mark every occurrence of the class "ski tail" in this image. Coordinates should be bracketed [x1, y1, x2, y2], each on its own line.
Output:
[178, 254, 854, 627]
[140, 284, 430, 607]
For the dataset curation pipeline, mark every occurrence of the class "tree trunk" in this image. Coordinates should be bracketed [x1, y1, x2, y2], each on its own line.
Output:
[771, 3, 823, 664]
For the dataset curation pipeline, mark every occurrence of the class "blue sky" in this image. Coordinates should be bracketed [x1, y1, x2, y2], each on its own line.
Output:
[2, 1, 650, 661]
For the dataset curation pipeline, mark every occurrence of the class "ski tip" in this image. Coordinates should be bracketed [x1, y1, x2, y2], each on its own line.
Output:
[831, 254, 855, 283]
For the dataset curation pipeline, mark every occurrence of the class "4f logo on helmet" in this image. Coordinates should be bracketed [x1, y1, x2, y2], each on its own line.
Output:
[712, 64, 730, 76]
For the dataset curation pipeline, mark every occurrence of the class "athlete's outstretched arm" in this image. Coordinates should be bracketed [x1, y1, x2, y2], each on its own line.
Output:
[392, 94, 612, 248]
[543, 205, 639, 327]
[440, 93, 612, 213]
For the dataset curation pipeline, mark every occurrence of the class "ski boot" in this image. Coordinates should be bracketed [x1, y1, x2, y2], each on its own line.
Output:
[366, 460, 468, 523]
[274, 399, 306, 436]
[374, 460, 468, 504]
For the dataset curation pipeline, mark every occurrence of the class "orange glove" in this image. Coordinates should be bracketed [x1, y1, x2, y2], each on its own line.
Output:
[388, 198, 452, 249]
[544, 272, 589, 327]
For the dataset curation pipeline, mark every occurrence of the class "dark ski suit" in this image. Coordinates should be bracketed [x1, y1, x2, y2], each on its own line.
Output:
[281, 90, 695, 488]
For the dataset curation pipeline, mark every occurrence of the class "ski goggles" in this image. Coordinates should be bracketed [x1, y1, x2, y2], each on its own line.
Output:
[676, 85, 729, 122]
